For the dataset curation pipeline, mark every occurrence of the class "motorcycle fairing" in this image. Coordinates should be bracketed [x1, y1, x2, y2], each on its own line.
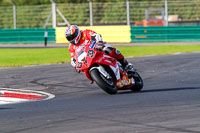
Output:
[81, 52, 118, 82]
[73, 41, 136, 90]
[76, 47, 117, 71]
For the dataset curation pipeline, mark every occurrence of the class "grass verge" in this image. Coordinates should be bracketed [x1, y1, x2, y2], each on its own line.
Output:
[0, 48, 70, 67]
[0, 45, 200, 68]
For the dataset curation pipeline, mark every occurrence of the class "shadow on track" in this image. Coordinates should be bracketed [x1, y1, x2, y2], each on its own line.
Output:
[118, 87, 200, 95]
[0, 108, 14, 110]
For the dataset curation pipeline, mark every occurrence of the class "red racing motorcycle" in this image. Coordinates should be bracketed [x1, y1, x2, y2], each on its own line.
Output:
[74, 41, 143, 94]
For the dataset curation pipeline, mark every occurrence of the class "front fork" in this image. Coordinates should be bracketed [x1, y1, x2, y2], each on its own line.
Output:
[90, 66, 112, 80]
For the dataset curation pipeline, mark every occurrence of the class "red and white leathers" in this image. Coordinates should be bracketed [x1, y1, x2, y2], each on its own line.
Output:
[69, 29, 129, 69]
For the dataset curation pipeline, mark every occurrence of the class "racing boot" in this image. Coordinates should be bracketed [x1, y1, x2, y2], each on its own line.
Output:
[125, 63, 136, 78]
[118, 57, 136, 78]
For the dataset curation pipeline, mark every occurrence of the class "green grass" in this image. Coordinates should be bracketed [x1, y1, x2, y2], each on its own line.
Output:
[0, 45, 200, 68]
[116, 45, 200, 57]
[0, 48, 70, 67]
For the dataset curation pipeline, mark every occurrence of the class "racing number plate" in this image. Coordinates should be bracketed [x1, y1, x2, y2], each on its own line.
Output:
[87, 50, 94, 58]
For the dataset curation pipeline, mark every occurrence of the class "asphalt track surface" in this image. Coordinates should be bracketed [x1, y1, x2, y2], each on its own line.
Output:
[0, 52, 200, 133]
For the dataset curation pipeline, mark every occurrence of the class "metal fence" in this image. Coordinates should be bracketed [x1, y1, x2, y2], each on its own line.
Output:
[1, 0, 200, 29]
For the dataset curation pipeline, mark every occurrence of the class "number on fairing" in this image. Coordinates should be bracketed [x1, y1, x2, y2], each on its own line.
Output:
[77, 62, 82, 68]
[87, 50, 94, 58]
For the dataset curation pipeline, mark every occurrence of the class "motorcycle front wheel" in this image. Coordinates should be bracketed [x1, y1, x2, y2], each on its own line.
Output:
[90, 68, 117, 95]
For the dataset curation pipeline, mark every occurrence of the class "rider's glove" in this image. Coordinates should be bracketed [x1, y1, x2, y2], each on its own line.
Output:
[71, 58, 76, 68]
[94, 41, 104, 51]
[71, 58, 81, 73]
[91, 33, 103, 42]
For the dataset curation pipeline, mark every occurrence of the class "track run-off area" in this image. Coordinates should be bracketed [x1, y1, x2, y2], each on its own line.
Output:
[0, 52, 200, 133]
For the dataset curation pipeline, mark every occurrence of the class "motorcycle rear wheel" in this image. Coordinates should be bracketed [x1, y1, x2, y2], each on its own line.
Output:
[90, 68, 117, 95]
[130, 72, 143, 92]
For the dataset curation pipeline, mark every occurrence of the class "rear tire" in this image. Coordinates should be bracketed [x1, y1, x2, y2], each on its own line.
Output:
[90, 68, 117, 95]
[130, 72, 143, 92]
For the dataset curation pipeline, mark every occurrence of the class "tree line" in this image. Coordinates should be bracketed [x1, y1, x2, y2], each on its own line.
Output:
[0, 0, 161, 6]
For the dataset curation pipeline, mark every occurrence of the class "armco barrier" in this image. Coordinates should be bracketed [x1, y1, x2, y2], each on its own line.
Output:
[0, 28, 55, 44]
[56, 26, 131, 43]
[131, 26, 200, 42]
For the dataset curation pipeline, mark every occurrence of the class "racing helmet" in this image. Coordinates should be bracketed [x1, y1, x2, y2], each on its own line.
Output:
[65, 25, 81, 45]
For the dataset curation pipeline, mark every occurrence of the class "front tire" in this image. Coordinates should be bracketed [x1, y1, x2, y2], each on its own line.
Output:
[90, 68, 117, 95]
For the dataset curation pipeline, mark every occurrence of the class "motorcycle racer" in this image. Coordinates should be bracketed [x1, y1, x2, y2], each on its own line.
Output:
[65, 25, 135, 76]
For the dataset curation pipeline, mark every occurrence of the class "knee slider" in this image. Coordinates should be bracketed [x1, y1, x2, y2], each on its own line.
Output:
[115, 49, 121, 55]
